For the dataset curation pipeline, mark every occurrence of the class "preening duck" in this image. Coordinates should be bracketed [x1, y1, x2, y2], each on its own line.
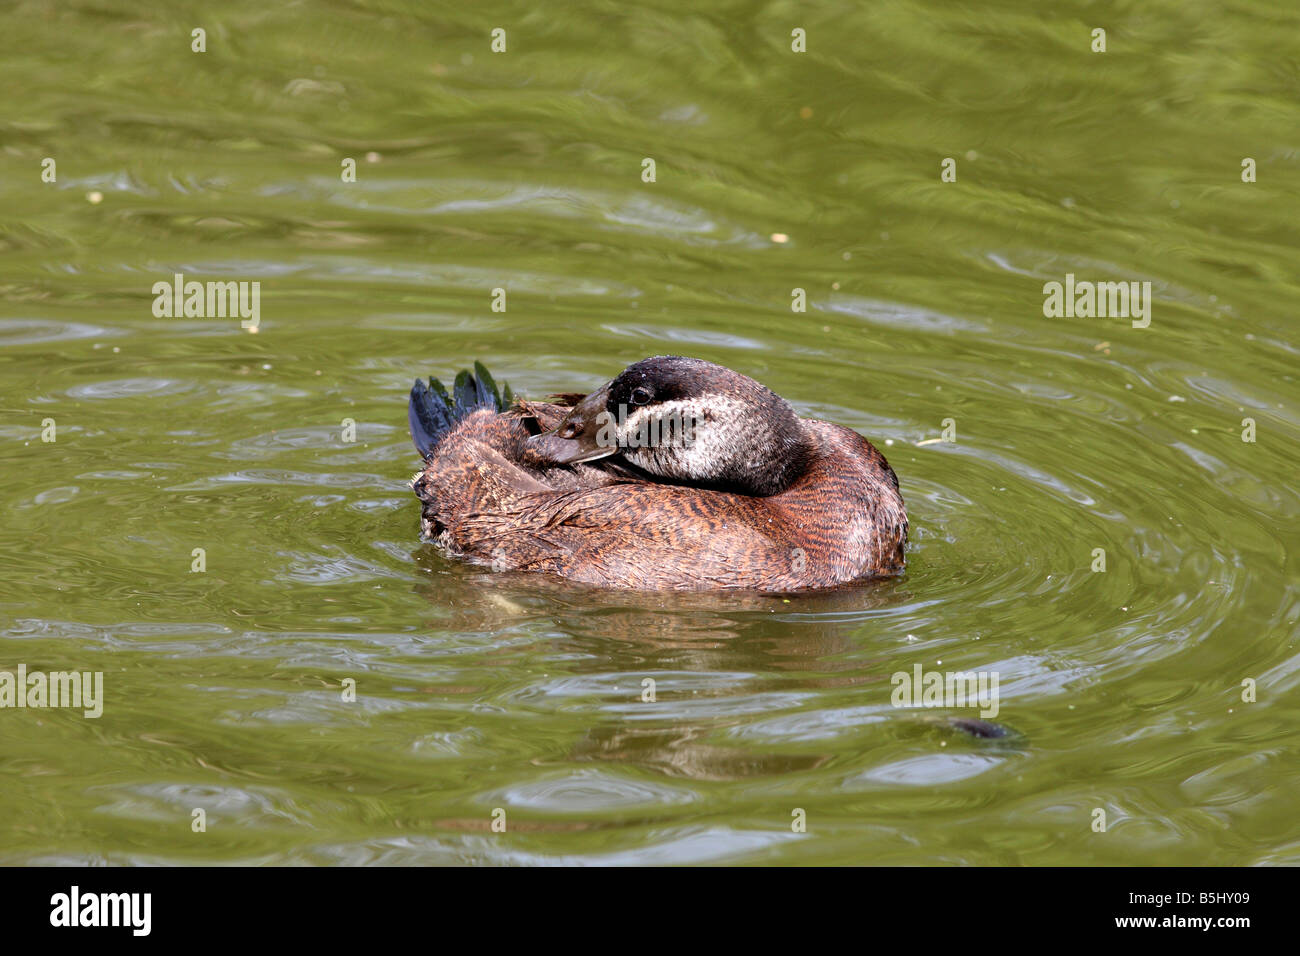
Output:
[407, 356, 907, 591]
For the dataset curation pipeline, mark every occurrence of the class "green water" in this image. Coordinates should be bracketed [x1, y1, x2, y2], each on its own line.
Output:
[1, 0, 1297, 865]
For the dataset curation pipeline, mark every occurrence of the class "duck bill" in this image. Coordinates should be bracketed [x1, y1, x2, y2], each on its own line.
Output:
[527, 384, 619, 465]
[531, 435, 619, 465]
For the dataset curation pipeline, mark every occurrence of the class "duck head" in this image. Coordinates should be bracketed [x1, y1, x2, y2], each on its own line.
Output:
[528, 356, 812, 497]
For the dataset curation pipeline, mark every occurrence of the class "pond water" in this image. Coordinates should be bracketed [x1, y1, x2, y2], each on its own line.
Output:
[1, 0, 1297, 865]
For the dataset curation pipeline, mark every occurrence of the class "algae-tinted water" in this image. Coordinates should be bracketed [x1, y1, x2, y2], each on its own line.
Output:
[0, 1, 1297, 864]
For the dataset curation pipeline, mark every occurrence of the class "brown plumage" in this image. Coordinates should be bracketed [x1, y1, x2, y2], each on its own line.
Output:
[407, 356, 907, 591]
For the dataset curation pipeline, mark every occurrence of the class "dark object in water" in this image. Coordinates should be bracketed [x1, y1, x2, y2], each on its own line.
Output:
[947, 717, 1012, 739]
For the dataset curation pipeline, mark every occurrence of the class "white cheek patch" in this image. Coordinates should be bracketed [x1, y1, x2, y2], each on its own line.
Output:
[620, 393, 750, 480]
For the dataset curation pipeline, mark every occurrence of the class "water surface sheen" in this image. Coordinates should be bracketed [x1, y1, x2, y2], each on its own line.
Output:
[1, 1, 1297, 865]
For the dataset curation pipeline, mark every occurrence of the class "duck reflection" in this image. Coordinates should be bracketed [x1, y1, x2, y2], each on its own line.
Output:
[411, 545, 906, 659]
[410, 546, 926, 780]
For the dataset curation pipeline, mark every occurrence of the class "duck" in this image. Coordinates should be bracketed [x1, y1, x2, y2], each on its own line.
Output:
[407, 356, 907, 591]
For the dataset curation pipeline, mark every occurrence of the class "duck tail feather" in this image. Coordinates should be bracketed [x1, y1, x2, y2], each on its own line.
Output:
[409, 377, 456, 458]
[409, 363, 514, 457]
[451, 369, 476, 417]
[472, 361, 501, 410]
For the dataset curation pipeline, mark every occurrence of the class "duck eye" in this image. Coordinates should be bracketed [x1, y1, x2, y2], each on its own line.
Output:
[630, 386, 652, 405]
[559, 422, 579, 439]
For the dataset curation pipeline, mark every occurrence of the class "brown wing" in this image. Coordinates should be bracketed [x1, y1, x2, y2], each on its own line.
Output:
[413, 404, 635, 540]
[444, 482, 802, 590]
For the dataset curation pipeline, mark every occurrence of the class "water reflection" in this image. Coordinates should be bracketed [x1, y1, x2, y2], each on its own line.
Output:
[411, 549, 1019, 784]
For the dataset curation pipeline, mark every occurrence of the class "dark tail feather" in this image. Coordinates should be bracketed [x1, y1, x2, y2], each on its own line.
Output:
[408, 363, 512, 458]
[409, 378, 455, 458]
[472, 361, 498, 409]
